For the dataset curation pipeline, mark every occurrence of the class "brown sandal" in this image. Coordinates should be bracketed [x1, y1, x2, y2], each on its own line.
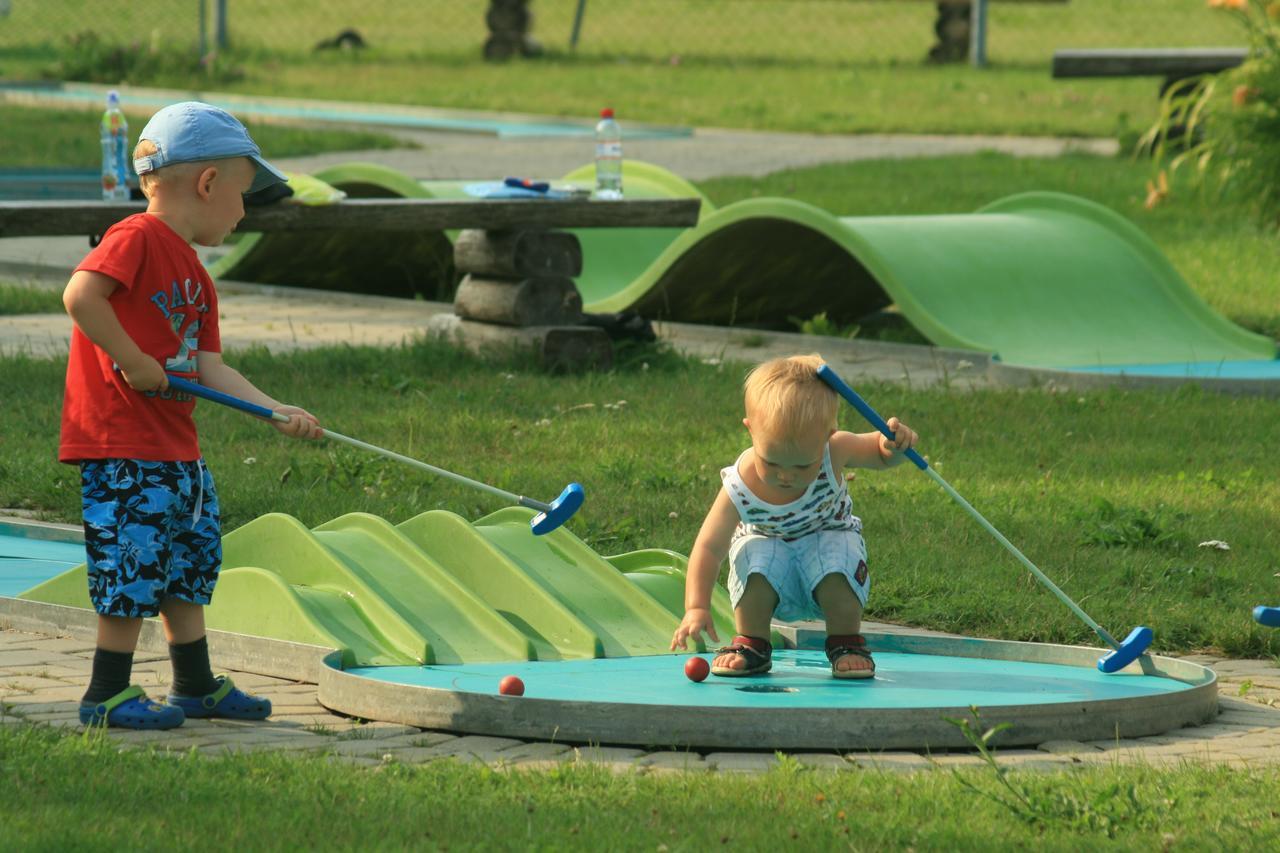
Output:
[711, 635, 772, 677]
[826, 633, 875, 680]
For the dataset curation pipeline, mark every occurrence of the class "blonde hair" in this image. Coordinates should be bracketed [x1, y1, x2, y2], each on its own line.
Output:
[743, 354, 836, 439]
[131, 139, 205, 198]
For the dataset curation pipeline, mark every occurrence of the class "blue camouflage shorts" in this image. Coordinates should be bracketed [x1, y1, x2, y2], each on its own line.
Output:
[80, 458, 222, 618]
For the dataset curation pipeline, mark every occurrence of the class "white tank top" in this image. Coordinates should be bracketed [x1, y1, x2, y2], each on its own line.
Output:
[720, 441, 861, 542]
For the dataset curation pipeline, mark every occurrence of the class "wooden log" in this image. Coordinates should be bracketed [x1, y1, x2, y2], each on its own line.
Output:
[453, 229, 583, 278]
[453, 274, 583, 327]
[428, 314, 612, 372]
[0, 198, 702, 238]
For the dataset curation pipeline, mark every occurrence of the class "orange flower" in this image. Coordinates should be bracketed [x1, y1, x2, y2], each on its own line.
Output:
[1233, 84, 1261, 107]
[1208, 0, 1247, 8]
[1145, 171, 1169, 210]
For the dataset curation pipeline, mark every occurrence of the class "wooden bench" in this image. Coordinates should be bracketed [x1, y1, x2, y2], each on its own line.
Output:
[0, 196, 702, 370]
[1052, 47, 1248, 95]
[562, 0, 1069, 66]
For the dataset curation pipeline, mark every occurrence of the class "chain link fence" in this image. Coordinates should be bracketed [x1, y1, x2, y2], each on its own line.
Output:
[0, 1, 1246, 70]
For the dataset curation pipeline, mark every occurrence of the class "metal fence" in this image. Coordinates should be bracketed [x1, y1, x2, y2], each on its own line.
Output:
[0, 1, 1246, 69]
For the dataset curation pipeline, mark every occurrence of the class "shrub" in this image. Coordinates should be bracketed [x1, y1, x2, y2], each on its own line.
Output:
[1139, 0, 1280, 225]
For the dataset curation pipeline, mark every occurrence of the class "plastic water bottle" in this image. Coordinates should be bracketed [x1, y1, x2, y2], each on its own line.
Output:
[99, 91, 129, 202]
[594, 108, 623, 200]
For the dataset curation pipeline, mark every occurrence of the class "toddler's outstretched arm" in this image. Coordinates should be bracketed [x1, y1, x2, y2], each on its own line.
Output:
[670, 488, 739, 651]
[831, 417, 919, 470]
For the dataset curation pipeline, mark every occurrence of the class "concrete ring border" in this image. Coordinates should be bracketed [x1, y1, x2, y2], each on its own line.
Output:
[316, 634, 1217, 752]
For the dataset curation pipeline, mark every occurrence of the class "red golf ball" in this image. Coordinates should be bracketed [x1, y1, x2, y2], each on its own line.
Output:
[684, 656, 710, 683]
[499, 675, 524, 696]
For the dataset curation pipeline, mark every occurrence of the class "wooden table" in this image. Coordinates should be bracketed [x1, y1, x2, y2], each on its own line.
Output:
[0, 198, 702, 238]
[0, 196, 703, 371]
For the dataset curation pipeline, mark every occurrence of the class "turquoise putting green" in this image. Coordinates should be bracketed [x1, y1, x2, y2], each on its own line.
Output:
[0, 533, 86, 598]
[346, 649, 1191, 709]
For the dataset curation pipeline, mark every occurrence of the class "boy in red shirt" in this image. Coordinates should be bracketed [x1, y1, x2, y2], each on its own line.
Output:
[62, 102, 322, 729]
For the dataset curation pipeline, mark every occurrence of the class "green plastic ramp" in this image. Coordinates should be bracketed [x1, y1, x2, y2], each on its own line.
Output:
[18, 507, 725, 667]
[206, 161, 1276, 369]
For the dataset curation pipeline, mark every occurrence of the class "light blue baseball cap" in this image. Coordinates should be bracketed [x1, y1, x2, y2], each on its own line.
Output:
[132, 101, 287, 194]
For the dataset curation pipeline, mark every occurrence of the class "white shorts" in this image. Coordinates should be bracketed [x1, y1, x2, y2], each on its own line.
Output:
[726, 529, 870, 623]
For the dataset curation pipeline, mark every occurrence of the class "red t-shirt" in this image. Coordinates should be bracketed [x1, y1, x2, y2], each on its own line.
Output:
[59, 214, 221, 463]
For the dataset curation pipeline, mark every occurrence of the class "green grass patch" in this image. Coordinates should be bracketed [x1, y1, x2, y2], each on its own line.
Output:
[0, 103, 411, 170]
[2, 723, 1279, 849]
[0, 1, 1246, 137]
[3, 341, 1278, 660]
[700, 152, 1280, 342]
[0, 281, 64, 316]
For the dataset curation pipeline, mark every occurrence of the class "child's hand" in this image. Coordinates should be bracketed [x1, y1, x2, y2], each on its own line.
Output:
[118, 356, 168, 393]
[272, 406, 322, 440]
[880, 417, 918, 457]
[671, 607, 719, 651]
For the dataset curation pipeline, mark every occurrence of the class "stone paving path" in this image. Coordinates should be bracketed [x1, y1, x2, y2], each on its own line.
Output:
[4, 626, 1278, 774]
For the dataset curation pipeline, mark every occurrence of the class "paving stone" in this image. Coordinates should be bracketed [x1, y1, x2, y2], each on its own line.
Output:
[922, 753, 989, 769]
[493, 742, 572, 765]
[571, 745, 645, 772]
[706, 752, 779, 773]
[197, 738, 329, 756]
[1081, 738, 1148, 752]
[791, 753, 855, 771]
[639, 751, 709, 773]
[22, 637, 96, 654]
[326, 732, 457, 757]
[1, 675, 74, 692]
[2, 664, 87, 679]
[325, 754, 385, 769]
[340, 721, 423, 738]
[848, 752, 933, 772]
[1037, 740, 1103, 755]
[391, 734, 524, 763]
[0, 650, 83, 667]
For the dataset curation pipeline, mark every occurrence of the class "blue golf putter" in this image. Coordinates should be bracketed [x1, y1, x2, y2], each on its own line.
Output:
[166, 375, 583, 535]
[816, 365, 1153, 674]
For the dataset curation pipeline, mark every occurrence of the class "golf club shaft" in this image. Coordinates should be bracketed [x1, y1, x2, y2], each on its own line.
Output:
[165, 375, 551, 513]
[816, 365, 1121, 651]
[320, 428, 550, 512]
[923, 467, 1120, 650]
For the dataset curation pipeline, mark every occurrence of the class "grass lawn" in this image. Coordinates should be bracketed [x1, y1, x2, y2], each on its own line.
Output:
[0, 1, 1245, 138]
[0, 103, 411, 171]
[2, 339, 1277, 661]
[2, 723, 1279, 849]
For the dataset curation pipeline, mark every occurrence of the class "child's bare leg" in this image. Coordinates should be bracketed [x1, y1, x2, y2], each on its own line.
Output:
[715, 574, 777, 672]
[159, 598, 206, 645]
[813, 574, 872, 675]
[96, 614, 143, 653]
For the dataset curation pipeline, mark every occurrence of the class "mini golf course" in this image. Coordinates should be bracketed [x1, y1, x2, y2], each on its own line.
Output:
[3, 515, 1218, 750]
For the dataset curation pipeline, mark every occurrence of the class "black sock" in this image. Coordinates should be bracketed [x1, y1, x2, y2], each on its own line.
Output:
[83, 648, 134, 704]
[169, 636, 220, 697]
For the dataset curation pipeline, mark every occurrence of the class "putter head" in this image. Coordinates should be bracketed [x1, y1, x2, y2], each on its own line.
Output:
[530, 482, 585, 535]
[1254, 606, 1280, 628]
[1096, 626, 1154, 673]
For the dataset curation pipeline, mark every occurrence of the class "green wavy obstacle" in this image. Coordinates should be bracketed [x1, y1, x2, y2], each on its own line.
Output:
[208, 161, 1276, 371]
[17, 508, 737, 668]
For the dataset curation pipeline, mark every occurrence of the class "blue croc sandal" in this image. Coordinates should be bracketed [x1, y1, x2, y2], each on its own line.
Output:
[168, 674, 272, 720]
[80, 684, 186, 730]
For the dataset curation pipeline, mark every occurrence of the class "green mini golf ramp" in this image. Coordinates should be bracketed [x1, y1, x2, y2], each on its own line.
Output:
[18, 507, 734, 668]
[209, 161, 1275, 369]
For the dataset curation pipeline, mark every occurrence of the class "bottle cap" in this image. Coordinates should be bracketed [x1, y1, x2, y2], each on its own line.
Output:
[107, 90, 120, 108]
[600, 108, 614, 119]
